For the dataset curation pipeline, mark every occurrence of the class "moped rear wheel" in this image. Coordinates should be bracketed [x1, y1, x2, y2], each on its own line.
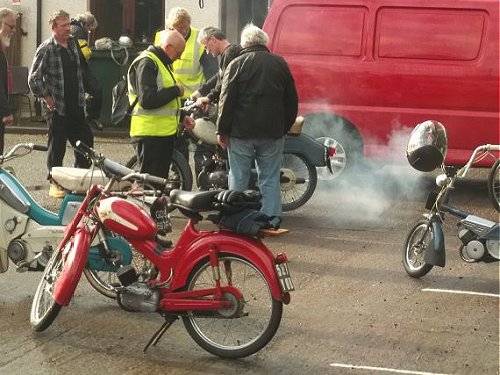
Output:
[403, 220, 434, 278]
[281, 153, 318, 211]
[182, 255, 283, 358]
[487, 159, 500, 212]
[30, 249, 63, 331]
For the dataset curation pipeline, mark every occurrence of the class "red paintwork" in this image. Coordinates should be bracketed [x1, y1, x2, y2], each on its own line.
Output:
[48, 184, 289, 320]
[263, 0, 499, 166]
[53, 225, 91, 306]
[97, 197, 156, 240]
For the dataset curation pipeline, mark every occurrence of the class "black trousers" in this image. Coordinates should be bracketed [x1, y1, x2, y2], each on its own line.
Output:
[0, 123, 4, 156]
[47, 107, 94, 177]
[135, 135, 176, 179]
[85, 73, 103, 121]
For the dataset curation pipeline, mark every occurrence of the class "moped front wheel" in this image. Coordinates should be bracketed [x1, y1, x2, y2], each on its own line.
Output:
[487, 159, 500, 212]
[281, 153, 318, 211]
[403, 220, 434, 278]
[30, 249, 63, 331]
[182, 254, 283, 358]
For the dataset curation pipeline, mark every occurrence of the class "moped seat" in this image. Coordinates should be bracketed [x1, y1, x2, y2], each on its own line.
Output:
[51, 167, 130, 194]
[169, 189, 220, 211]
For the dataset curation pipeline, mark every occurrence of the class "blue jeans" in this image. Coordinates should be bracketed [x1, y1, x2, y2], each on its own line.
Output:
[227, 137, 285, 218]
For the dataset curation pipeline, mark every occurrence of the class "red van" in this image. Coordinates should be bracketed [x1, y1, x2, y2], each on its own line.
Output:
[263, 0, 499, 177]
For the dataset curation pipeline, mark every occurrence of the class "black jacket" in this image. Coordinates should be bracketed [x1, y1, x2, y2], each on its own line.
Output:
[217, 45, 298, 139]
[198, 43, 241, 102]
[0, 49, 11, 119]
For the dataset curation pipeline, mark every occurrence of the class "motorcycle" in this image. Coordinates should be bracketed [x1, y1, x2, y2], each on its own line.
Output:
[126, 102, 335, 211]
[403, 122, 499, 278]
[0, 143, 133, 298]
[31, 141, 294, 359]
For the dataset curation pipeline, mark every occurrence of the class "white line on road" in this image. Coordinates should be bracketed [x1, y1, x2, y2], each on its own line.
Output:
[422, 288, 500, 298]
[329, 363, 449, 375]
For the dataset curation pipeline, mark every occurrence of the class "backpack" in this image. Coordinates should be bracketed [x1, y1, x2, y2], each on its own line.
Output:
[110, 75, 138, 126]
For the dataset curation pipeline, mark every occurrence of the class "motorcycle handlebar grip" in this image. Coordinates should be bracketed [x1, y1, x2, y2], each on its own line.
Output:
[102, 158, 135, 178]
[33, 144, 48, 152]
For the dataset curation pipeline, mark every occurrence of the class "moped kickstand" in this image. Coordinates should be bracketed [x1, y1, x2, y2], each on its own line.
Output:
[143, 315, 178, 352]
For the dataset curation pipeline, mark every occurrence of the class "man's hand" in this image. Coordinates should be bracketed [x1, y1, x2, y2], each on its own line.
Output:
[2, 114, 14, 126]
[195, 96, 210, 111]
[190, 90, 201, 100]
[183, 115, 195, 130]
[176, 84, 185, 98]
[217, 134, 229, 149]
[44, 96, 56, 112]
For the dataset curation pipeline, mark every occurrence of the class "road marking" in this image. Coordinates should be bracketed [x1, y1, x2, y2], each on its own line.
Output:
[329, 363, 449, 375]
[422, 288, 500, 298]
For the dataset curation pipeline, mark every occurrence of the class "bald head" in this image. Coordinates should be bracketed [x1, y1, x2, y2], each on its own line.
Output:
[158, 29, 185, 61]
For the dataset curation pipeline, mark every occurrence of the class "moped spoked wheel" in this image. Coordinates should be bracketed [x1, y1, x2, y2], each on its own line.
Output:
[182, 255, 283, 358]
[30, 249, 63, 331]
[403, 220, 434, 278]
[280, 153, 318, 211]
[126, 149, 193, 191]
[487, 159, 500, 212]
[83, 253, 157, 299]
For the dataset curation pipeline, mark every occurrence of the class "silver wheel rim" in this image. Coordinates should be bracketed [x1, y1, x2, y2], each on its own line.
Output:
[317, 137, 347, 180]
[280, 154, 311, 205]
[406, 224, 432, 271]
[187, 256, 273, 351]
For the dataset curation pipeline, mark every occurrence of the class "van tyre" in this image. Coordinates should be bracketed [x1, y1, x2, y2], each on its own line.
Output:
[303, 114, 362, 180]
[487, 159, 500, 212]
[126, 149, 193, 191]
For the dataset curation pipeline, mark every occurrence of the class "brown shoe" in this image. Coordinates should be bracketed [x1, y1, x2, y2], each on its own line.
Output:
[49, 183, 65, 199]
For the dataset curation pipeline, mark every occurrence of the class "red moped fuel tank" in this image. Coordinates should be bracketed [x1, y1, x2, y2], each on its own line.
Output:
[96, 197, 156, 240]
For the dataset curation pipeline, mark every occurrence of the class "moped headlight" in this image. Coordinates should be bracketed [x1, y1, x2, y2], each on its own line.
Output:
[435, 174, 450, 187]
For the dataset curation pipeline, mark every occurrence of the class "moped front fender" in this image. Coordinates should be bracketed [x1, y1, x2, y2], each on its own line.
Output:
[423, 220, 446, 267]
[168, 231, 285, 301]
[53, 225, 91, 306]
[284, 133, 326, 167]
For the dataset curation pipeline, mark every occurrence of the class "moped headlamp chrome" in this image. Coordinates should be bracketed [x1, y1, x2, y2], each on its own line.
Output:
[435, 174, 450, 187]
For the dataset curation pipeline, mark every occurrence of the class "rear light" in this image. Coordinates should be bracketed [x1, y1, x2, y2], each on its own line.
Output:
[275, 253, 294, 292]
[327, 146, 336, 157]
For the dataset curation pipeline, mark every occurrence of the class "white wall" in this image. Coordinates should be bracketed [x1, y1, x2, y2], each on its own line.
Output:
[0, 0, 85, 67]
[165, 0, 220, 29]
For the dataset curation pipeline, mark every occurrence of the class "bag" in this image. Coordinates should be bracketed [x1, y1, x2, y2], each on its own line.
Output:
[110, 76, 137, 126]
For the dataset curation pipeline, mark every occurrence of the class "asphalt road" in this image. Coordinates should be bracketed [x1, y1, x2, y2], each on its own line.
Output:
[1, 134, 498, 375]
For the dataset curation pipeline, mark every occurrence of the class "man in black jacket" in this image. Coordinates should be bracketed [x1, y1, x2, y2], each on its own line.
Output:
[217, 24, 298, 223]
[0, 8, 16, 155]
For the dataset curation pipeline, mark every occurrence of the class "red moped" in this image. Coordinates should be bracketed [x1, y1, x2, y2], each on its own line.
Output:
[30, 143, 294, 359]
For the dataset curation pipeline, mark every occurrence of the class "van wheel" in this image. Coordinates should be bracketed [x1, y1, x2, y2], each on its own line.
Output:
[303, 114, 362, 180]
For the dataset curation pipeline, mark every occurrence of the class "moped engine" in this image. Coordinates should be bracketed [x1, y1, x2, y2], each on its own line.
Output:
[7, 240, 50, 271]
[117, 282, 160, 313]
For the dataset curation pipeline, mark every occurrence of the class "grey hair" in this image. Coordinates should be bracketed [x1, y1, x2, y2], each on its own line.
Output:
[0, 8, 15, 25]
[198, 26, 226, 44]
[49, 9, 70, 27]
[75, 12, 98, 30]
[240, 23, 268, 48]
[166, 7, 191, 28]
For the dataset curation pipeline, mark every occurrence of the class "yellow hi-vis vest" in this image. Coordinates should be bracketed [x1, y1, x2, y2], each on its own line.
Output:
[154, 27, 205, 99]
[78, 39, 91, 60]
[128, 51, 179, 137]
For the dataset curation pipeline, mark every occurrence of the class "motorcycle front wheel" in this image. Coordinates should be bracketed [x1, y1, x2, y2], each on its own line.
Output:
[487, 159, 500, 212]
[280, 153, 318, 211]
[403, 220, 434, 278]
[125, 149, 193, 191]
[182, 254, 283, 359]
[30, 248, 63, 331]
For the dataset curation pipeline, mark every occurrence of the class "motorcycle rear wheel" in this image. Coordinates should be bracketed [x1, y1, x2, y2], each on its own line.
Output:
[403, 220, 434, 278]
[30, 248, 63, 331]
[125, 149, 193, 191]
[182, 254, 283, 358]
[281, 153, 318, 211]
[487, 159, 500, 212]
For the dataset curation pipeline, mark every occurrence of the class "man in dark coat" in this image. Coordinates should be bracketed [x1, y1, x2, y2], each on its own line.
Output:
[0, 8, 16, 155]
[216, 24, 298, 223]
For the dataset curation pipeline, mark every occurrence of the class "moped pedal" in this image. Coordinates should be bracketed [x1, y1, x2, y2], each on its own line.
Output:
[143, 316, 178, 353]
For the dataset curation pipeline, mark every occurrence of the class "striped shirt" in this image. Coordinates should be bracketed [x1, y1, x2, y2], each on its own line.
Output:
[28, 36, 85, 116]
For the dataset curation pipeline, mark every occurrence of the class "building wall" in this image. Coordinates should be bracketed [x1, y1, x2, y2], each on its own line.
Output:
[0, 0, 85, 68]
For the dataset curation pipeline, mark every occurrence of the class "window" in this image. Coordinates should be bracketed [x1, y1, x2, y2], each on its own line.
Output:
[375, 8, 485, 61]
[274, 5, 366, 57]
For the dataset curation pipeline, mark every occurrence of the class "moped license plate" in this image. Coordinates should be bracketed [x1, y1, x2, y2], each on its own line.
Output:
[275, 262, 295, 292]
[425, 190, 439, 210]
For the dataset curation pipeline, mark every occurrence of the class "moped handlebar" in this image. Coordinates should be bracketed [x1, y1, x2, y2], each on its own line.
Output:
[0, 143, 48, 163]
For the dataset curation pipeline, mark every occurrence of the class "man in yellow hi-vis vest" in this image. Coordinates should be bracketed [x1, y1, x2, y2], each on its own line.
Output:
[154, 7, 217, 100]
[128, 29, 194, 179]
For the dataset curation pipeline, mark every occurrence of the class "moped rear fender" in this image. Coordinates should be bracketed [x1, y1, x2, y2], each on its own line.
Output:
[53, 225, 91, 306]
[423, 220, 446, 267]
[167, 232, 285, 301]
[284, 133, 326, 167]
